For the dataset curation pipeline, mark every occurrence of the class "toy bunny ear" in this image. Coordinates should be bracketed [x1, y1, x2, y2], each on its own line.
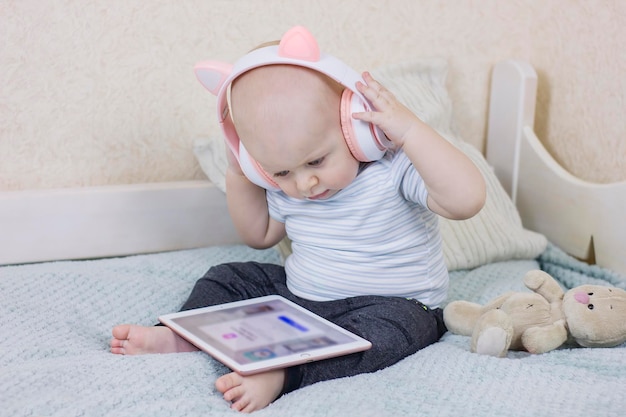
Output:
[278, 26, 320, 62]
[194, 61, 234, 95]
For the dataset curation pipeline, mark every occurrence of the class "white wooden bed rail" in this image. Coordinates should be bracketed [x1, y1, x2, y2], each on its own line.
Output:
[0, 181, 240, 265]
[487, 60, 626, 276]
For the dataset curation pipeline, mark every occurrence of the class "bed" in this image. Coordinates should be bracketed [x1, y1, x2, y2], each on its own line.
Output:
[2, 60, 625, 417]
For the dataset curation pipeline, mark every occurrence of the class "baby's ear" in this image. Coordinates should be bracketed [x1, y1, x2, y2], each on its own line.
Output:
[194, 61, 234, 95]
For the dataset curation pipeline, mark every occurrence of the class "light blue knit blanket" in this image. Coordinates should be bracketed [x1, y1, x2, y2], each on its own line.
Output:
[2, 244, 624, 417]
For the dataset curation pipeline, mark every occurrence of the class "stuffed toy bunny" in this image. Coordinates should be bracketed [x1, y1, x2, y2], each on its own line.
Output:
[443, 270, 626, 357]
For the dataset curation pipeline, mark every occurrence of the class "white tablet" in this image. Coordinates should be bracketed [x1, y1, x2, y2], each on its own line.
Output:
[158, 295, 371, 375]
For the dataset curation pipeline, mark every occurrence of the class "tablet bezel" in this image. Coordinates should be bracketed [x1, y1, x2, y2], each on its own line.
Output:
[158, 295, 372, 375]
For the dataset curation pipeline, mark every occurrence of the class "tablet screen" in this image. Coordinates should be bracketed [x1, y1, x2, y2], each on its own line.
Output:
[159, 295, 371, 375]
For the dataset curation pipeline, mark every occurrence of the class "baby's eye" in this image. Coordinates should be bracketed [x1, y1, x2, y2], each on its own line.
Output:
[308, 157, 325, 167]
[273, 170, 290, 178]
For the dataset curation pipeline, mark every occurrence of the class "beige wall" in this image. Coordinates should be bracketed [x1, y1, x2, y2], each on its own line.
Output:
[2, 0, 624, 191]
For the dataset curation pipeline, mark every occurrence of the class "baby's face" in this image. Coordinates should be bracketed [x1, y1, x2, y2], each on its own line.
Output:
[231, 65, 359, 200]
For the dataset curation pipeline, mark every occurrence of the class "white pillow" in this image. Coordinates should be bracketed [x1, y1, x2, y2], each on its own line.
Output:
[194, 58, 547, 271]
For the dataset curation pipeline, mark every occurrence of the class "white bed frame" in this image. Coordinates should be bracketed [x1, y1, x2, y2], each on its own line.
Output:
[486, 60, 625, 276]
[2, 60, 624, 275]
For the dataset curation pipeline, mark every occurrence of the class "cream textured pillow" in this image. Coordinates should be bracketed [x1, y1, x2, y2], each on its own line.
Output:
[193, 58, 547, 271]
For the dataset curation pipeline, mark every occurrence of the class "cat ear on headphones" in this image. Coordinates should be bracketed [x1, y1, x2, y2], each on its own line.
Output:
[278, 26, 320, 62]
[194, 61, 233, 96]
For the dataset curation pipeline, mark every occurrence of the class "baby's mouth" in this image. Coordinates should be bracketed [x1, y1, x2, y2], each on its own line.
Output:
[307, 190, 331, 200]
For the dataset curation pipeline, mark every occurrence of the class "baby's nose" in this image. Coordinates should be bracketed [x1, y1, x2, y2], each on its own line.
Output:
[297, 175, 317, 193]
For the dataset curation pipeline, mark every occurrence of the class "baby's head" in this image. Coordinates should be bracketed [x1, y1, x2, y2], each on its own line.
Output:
[230, 65, 360, 200]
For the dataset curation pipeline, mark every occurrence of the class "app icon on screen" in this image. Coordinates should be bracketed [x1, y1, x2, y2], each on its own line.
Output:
[243, 348, 277, 361]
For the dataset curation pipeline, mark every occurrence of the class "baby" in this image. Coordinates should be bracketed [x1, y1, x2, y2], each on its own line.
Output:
[111, 29, 485, 413]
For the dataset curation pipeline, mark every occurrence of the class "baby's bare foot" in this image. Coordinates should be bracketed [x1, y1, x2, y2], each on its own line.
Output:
[215, 370, 286, 413]
[110, 324, 198, 355]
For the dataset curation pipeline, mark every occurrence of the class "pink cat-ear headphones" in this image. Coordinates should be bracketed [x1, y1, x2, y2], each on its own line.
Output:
[194, 26, 390, 191]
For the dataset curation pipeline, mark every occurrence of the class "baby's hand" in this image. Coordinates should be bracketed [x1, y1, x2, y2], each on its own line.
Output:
[353, 72, 423, 148]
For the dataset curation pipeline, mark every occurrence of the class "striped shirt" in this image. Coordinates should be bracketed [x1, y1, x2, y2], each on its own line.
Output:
[267, 149, 449, 308]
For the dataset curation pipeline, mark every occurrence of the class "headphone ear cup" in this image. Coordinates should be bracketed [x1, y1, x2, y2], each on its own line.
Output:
[340, 89, 365, 161]
[339, 89, 387, 162]
[238, 142, 281, 191]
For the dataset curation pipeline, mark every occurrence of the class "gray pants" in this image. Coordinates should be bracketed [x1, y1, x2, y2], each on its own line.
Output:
[179, 262, 446, 395]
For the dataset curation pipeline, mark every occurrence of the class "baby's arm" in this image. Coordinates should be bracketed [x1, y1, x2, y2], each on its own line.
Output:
[225, 151, 286, 249]
[354, 72, 485, 220]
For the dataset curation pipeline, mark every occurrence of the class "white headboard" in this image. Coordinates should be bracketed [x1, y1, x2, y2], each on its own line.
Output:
[486, 60, 626, 276]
